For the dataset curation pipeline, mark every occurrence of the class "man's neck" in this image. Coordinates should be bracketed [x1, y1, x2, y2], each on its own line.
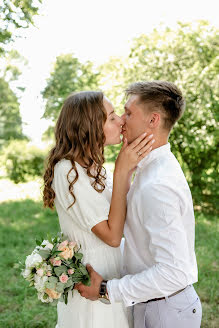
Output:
[149, 130, 169, 150]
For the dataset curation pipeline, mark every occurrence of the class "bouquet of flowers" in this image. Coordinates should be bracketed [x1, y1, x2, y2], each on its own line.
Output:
[21, 233, 90, 305]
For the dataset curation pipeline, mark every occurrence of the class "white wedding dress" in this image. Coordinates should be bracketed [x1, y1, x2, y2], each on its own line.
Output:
[52, 159, 131, 328]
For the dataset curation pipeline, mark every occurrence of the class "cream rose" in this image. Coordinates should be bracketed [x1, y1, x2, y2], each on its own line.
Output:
[58, 246, 73, 260]
[45, 288, 61, 299]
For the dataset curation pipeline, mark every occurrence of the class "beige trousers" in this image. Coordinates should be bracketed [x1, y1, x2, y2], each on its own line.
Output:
[133, 285, 202, 328]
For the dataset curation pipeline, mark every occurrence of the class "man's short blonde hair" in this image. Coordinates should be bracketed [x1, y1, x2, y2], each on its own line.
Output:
[125, 81, 186, 131]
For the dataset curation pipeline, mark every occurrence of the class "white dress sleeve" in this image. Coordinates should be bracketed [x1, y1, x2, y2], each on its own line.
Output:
[52, 160, 110, 232]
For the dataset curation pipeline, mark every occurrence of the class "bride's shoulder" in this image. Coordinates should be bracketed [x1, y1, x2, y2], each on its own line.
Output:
[54, 159, 87, 181]
[54, 159, 72, 172]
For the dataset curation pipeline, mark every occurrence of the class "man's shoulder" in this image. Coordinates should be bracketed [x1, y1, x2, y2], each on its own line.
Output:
[138, 155, 189, 194]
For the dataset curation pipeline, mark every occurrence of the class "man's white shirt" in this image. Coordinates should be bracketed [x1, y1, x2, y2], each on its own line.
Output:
[107, 143, 198, 307]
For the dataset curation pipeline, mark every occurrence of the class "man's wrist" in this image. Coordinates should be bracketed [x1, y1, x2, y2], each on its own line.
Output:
[99, 280, 110, 304]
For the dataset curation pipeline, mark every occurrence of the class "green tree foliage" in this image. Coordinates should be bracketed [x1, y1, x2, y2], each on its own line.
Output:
[0, 0, 42, 54]
[0, 77, 26, 148]
[42, 54, 100, 123]
[1, 140, 46, 183]
[100, 21, 219, 212]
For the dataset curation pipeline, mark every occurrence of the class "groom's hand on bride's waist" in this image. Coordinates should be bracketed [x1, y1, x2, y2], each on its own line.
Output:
[74, 264, 103, 301]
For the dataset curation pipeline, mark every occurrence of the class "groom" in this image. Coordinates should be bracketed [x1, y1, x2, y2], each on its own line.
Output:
[75, 81, 202, 328]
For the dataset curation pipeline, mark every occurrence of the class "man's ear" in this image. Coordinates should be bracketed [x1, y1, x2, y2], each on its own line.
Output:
[149, 112, 160, 128]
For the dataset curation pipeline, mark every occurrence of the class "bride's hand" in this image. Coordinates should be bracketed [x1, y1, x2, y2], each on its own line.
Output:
[115, 132, 155, 173]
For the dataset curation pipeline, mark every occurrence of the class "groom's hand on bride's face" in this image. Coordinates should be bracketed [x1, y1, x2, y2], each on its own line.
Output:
[74, 264, 103, 301]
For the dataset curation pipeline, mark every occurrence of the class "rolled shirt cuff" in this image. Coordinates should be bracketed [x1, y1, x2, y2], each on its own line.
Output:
[107, 279, 122, 303]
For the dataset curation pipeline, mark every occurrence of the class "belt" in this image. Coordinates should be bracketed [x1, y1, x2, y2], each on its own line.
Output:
[142, 286, 187, 304]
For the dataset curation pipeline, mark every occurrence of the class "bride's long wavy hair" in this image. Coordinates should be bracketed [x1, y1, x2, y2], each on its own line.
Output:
[43, 91, 107, 210]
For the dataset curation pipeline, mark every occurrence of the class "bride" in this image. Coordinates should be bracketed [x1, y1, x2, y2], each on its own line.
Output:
[43, 91, 154, 328]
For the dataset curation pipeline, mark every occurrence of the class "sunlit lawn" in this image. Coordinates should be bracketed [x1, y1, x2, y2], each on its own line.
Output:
[0, 177, 218, 328]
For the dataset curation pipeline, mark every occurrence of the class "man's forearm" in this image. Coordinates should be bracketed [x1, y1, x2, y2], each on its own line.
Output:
[107, 262, 189, 307]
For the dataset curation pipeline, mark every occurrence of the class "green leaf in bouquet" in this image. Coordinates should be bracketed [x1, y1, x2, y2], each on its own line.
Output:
[59, 294, 64, 302]
[69, 263, 77, 270]
[64, 278, 73, 289]
[57, 232, 64, 240]
[81, 276, 91, 286]
[74, 252, 83, 261]
[71, 272, 84, 283]
[48, 276, 58, 284]
[64, 286, 72, 293]
[51, 250, 62, 257]
[56, 282, 65, 293]
[38, 249, 51, 259]
[45, 280, 56, 290]
[61, 259, 71, 266]
[36, 239, 42, 246]
[54, 265, 67, 276]
[78, 263, 88, 275]
[64, 291, 68, 305]
[46, 233, 52, 243]
[45, 276, 58, 289]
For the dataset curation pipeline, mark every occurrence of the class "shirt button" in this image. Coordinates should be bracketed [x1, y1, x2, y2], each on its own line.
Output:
[192, 309, 196, 313]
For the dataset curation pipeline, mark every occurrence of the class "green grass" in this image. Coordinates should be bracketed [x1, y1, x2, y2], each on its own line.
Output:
[0, 199, 59, 328]
[195, 213, 219, 327]
[0, 199, 218, 327]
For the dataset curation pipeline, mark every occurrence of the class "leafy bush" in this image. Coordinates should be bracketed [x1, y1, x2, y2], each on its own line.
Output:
[1, 140, 46, 183]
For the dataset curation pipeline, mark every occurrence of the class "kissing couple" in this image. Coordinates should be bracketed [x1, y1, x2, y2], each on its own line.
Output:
[43, 81, 202, 328]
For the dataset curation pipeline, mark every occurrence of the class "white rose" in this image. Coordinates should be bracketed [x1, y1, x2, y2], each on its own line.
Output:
[38, 292, 53, 303]
[25, 253, 43, 269]
[36, 268, 44, 277]
[41, 240, 53, 250]
[46, 264, 52, 271]
[34, 274, 48, 292]
[21, 268, 32, 279]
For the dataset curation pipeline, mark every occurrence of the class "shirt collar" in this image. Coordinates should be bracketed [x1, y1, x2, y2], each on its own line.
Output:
[137, 143, 171, 169]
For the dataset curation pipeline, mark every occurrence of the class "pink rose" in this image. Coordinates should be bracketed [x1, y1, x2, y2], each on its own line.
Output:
[36, 268, 44, 277]
[69, 241, 76, 248]
[53, 259, 61, 266]
[59, 274, 69, 283]
[50, 257, 61, 266]
[69, 241, 79, 252]
[58, 240, 68, 249]
[68, 269, 74, 275]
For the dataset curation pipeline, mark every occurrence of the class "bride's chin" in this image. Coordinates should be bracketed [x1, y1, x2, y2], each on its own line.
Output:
[104, 136, 122, 146]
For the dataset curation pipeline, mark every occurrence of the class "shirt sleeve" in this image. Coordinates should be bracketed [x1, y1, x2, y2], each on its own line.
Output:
[53, 161, 110, 232]
[107, 182, 191, 307]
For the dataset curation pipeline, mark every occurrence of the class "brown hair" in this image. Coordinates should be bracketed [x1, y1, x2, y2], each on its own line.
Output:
[43, 91, 107, 209]
[125, 81, 185, 130]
